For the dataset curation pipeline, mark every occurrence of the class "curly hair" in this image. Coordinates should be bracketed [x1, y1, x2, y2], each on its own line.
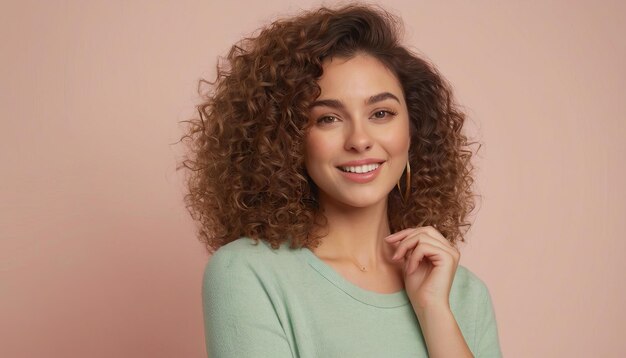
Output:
[179, 4, 480, 253]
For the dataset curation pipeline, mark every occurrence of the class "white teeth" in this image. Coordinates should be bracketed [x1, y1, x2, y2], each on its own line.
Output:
[340, 164, 380, 173]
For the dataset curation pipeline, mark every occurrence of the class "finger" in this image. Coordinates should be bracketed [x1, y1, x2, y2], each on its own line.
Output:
[386, 226, 452, 248]
[391, 235, 419, 260]
[421, 226, 456, 250]
[392, 232, 439, 261]
[410, 227, 458, 258]
[406, 243, 435, 275]
[393, 231, 454, 261]
[406, 242, 454, 275]
[384, 228, 417, 242]
[422, 235, 459, 260]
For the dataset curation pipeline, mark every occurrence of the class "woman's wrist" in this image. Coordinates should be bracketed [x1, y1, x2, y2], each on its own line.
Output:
[412, 301, 452, 322]
[411, 302, 474, 357]
[409, 296, 451, 318]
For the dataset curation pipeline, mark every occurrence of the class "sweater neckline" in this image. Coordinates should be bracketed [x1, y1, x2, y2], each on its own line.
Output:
[298, 247, 410, 308]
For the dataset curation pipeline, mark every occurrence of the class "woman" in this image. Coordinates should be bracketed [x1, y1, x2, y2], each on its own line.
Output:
[181, 4, 501, 357]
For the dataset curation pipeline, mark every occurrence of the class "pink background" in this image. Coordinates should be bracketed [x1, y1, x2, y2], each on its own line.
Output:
[2, 1, 625, 357]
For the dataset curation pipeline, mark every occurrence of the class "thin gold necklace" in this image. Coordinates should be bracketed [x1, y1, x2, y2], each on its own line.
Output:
[356, 263, 367, 272]
[349, 258, 368, 272]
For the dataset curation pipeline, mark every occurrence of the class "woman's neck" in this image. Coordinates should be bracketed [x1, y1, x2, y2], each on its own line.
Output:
[312, 197, 396, 270]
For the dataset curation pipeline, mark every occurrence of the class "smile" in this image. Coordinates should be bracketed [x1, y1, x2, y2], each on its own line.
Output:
[339, 164, 380, 173]
[336, 161, 384, 184]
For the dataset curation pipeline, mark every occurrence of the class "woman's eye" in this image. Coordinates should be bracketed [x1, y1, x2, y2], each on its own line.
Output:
[317, 116, 338, 124]
[372, 110, 396, 119]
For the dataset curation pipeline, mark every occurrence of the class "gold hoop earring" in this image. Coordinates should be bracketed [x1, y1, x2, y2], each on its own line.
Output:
[396, 160, 411, 202]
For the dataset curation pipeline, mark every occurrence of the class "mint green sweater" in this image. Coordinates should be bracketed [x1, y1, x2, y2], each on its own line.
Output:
[202, 237, 502, 357]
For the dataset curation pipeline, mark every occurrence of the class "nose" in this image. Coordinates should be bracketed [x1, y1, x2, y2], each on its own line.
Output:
[344, 121, 373, 152]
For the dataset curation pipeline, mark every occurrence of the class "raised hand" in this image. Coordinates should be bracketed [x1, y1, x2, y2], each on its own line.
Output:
[384, 226, 460, 314]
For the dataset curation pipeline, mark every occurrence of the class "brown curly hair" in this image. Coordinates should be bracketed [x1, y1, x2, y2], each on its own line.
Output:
[179, 4, 480, 253]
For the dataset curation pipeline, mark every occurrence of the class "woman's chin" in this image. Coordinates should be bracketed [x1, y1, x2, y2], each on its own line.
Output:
[323, 194, 390, 211]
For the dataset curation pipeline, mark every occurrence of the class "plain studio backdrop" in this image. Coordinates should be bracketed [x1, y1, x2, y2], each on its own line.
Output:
[1, 1, 624, 357]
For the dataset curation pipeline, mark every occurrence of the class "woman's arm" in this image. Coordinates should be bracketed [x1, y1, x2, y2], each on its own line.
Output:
[412, 304, 473, 357]
[202, 249, 294, 358]
[474, 287, 502, 356]
[386, 226, 473, 357]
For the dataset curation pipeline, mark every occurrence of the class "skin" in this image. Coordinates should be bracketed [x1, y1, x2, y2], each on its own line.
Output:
[305, 53, 473, 357]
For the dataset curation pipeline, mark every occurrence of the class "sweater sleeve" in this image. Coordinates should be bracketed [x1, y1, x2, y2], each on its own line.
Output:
[474, 286, 502, 357]
[202, 248, 294, 358]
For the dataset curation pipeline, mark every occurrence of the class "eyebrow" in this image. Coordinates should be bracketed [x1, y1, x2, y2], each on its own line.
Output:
[367, 92, 401, 105]
[309, 91, 401, 109]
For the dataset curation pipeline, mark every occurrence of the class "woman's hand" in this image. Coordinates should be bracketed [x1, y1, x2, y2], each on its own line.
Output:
[384, 226, 460, 314]
[386, 226, 471, 357]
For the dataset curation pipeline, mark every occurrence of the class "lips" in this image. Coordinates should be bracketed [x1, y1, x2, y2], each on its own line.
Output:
[336, 159, 385, 183]
[339, 163, 380, 173]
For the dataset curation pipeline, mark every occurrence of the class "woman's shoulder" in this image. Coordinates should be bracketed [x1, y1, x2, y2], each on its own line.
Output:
[455, 265, 488, 287]
[212, 237, 288, 258]
[205, 237, 294, 275]
[451, 264, 493, 306]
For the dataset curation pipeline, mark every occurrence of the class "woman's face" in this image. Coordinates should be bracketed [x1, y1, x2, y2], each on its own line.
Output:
[305, 54, 410, 209]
